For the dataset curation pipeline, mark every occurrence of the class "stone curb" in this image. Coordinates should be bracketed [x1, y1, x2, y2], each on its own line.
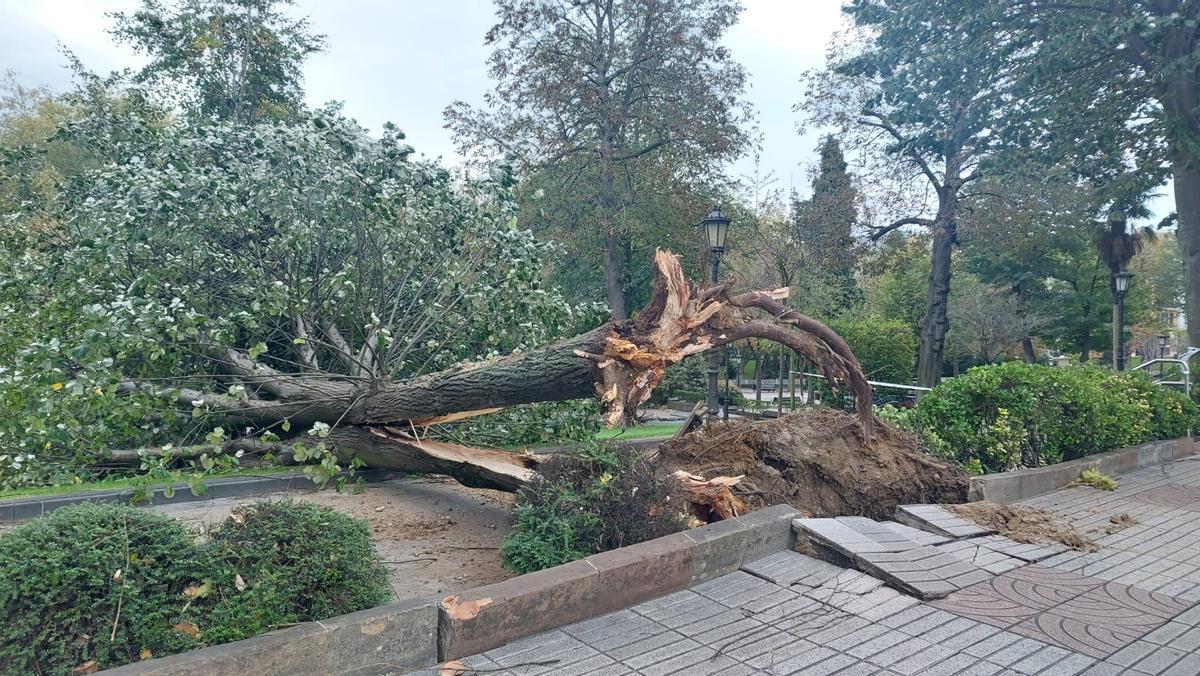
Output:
[0, 469, 397, 522]
[968, 436, 1197, 503]
[100, 596, 439, 676]
[436, 503, 800, 661]
[95, 504, 800, 674]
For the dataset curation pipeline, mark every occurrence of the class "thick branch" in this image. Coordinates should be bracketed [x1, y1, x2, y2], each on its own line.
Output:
[870, 217, 935, 241]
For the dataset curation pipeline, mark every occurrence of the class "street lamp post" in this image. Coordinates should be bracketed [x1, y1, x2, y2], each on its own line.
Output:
[1158, 333, 1169, 378]
[701, 207, 731, 421]
[1111, 269, 1133, 371]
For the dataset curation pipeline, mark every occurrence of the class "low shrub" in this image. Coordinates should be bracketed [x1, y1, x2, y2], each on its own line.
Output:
[0, 504, 209, 674]
[913, 363, 1199, 473]
[201, 500, 390, 644]
[0, 500, 390, 674]
[501, 443, 687, 574]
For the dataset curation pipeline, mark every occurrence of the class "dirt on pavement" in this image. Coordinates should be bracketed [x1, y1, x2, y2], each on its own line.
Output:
[657, 408, 969, 520]
[155, 476, 515, 601]
[947, 501, 1097, 551]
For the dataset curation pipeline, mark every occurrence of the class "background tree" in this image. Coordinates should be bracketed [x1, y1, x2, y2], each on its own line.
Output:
[445, 0, 749, 318]
[803, 0, 1013, 387]
[979, 1, 1200, 345]
[959, 171, 1100, 363]
[789, 135, 862, 310]
[109, 0, 325, 123]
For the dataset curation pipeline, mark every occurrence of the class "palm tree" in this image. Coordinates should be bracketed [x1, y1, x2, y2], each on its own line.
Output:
[1096, 208, 1155, 369]
[1096, 208, 1155, 275]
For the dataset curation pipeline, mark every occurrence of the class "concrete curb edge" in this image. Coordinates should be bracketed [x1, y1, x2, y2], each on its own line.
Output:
[968, 436, 1198, 503]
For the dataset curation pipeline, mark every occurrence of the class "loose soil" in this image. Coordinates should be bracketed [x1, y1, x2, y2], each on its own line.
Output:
[1103, 513, 1139, 535]
[153, 476, 514, 600]
[657, 408, 969, 520]
[946, 501, 1097, 551]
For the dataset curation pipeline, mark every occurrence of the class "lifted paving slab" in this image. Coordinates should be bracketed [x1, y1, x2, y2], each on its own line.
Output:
[896, 503, 995, 539]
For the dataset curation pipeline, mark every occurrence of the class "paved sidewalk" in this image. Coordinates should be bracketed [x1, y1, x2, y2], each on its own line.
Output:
[416, 456, 1200, 675]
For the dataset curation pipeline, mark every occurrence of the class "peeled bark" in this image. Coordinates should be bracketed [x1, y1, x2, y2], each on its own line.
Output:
[131, 250, 873, 492]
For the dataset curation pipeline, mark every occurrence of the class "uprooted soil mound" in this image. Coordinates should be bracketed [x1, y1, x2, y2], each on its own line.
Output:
[657, 408, 968, 520]
[946, 502, 1097, 551]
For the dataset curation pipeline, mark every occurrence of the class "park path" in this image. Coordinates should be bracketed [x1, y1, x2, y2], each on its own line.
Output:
[413, 455, 1200, 675]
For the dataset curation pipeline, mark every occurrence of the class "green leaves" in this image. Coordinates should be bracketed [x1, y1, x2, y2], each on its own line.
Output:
[912, 363, 1199, 472]
[246, 342, 267, 360]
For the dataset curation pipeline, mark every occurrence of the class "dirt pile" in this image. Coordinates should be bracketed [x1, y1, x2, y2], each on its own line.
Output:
[947, 501, 1097, 551]
[656, 408, 968, 520]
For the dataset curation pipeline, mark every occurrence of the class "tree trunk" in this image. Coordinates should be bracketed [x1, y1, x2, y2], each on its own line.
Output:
[136, 251, 875, 492]
[1174, 161, 1200, 348]
[1080, 329, 1092, 364]
[603, 234, 628, 320]
[1021, 337, 1036, 364]
[917, 199, 956, 388]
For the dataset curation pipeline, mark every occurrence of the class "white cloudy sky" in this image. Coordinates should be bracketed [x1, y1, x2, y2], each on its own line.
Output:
[1, 0, 845, 196]
[0, 0, 1174, 219]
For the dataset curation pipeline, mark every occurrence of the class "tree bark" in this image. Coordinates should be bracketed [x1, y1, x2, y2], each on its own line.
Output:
[137, 251, 874, 492]
[916, 195, 957, 388]
[1174, 161, 1200, 348]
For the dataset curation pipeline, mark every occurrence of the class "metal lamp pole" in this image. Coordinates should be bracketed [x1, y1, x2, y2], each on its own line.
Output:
[701, 207, 731, 421]
[1111, 270, 1133, 371]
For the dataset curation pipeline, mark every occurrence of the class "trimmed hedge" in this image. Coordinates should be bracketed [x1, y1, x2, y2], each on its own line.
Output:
[911, 363, 1199, 473]
[0, 500, 389, 674]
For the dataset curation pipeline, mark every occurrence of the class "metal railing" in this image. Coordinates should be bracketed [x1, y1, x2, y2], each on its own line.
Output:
[1131, 346, 1200, 397]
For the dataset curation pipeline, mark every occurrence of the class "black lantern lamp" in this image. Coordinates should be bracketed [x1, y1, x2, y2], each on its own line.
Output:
[701, 207, 732, 254]
[701, 207, 732, 420]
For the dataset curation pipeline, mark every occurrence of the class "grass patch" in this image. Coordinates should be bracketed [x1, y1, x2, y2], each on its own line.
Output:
[595, 422, 681, 441]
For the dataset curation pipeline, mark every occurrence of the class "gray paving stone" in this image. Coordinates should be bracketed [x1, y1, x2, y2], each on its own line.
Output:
[741, 549, 846, 590]
[1127, 644, 1187, 675]
[1107, 640, 1160, 668]
[896, 504, 994, 539]
[1009, 645, 1072, 674]
[1162, 653, 1200, 676]
[859, 546, 993, 599]
[794, 517, 914, 556]
[922, 653, 989, 676]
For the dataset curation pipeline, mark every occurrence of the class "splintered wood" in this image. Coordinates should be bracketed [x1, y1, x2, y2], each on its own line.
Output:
[674, 470, 747, 521]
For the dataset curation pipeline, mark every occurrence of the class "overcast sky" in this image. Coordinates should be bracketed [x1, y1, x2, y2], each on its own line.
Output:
[0, 0, 1174, 219]
[1, 0, 846, 197]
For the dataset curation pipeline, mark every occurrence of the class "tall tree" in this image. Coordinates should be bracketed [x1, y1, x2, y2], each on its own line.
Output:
[790, 136, 861, 309]
[981, 1, 1200, 345]
[109, 0, 325, 123]
[445, 0, 749, 319]
[803, 0, 1011, 387]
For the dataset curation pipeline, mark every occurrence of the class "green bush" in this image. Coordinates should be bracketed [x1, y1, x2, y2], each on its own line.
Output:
[0, 500, 390, 674]
[501, 443, 687, 574]
[913, 363, 1199, 472]
[201, 500, 390, 644]
[0, 504, 209, 674]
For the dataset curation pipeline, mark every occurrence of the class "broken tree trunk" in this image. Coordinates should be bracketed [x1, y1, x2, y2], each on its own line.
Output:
[125, 250, 874, 492]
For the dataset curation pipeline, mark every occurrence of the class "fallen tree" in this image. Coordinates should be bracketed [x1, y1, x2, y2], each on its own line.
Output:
[119, 250, 875, 492]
